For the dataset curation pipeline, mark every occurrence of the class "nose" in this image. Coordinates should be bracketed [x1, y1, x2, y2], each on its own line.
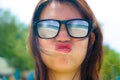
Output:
[55, 24, 71, 42]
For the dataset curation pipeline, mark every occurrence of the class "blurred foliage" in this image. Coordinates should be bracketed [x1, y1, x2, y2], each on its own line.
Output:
[0, 9, 120, 79]
[0, 9, 34, 71]
[101, 45, 120, 80]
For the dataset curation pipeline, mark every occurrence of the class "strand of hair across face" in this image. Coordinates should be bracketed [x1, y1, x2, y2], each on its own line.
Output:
[37, 46, 69, 56]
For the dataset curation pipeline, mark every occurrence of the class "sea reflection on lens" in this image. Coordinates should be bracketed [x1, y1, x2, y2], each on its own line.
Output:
[37, 20, 59, 38]
[67, 20, 89, 37]
[68, 26, 88, 37]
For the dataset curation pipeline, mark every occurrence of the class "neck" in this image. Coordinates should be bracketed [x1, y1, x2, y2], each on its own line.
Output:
[48, 69, 81, 80]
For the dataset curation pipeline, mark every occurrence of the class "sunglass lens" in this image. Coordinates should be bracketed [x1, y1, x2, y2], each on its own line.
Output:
[37, 20, 59, 38]
[67, 20, 89, 38]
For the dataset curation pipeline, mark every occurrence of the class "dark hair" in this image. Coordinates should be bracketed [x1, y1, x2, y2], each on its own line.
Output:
[28, 0, 103, 80]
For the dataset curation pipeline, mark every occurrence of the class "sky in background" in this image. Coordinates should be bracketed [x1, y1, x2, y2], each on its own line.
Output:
[0, 0, 120, 53]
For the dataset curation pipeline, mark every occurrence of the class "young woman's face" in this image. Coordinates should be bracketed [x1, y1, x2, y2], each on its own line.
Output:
[38, 2, 89, 73]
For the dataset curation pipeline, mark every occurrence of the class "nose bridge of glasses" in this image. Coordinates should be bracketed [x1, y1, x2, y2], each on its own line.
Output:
[57, 20, 69, 37]
[59, 20, 67, 31]
[60, 20, 66, 24]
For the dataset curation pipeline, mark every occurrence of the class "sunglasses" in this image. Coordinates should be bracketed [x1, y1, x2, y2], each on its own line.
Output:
[34, 19, 93, 39]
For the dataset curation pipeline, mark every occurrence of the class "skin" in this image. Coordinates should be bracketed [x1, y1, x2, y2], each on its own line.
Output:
[38, 2, 89, 80]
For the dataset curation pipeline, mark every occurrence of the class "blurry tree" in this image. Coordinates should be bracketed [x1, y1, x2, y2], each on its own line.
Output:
[0, 9, 34, 71]
[101, 45, 120, 80]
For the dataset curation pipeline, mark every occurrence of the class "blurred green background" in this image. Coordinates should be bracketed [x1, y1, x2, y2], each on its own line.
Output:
[0, 9, 120, 80]
[0, 10, 34, 80]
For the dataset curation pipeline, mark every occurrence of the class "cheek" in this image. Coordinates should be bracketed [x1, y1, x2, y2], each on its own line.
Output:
[73, 38, 89, 51]
[72, 38, 89, 63]
[38, 39, 54, 49]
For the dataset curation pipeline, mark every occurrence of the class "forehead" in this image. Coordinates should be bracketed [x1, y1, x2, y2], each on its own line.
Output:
[40, 1, 83, 20]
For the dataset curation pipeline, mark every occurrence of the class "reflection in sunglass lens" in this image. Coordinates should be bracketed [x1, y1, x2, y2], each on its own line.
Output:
[37, 20, 59, 38]
[67, 20, 89, 37]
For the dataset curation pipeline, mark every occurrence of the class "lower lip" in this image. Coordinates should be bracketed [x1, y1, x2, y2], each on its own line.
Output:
[56, 48, 71, 53]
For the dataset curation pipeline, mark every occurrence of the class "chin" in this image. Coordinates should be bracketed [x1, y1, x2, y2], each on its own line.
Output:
[50, 59, 80, 73]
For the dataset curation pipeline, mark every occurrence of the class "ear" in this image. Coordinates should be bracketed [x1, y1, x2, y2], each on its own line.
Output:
[90, 32, 95, 46]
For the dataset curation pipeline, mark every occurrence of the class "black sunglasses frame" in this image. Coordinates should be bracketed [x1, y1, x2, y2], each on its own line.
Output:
[33, 19, 93, 39]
